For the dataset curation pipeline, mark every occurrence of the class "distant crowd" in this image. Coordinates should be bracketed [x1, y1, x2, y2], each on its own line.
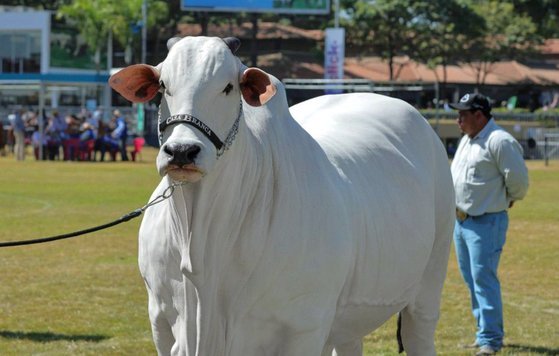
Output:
[1, 107, 144, 162]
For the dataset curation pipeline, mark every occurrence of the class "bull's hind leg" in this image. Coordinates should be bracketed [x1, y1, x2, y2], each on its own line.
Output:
[331, 340, 363, 356]
[399, 303, 437, 356]
[400, 155, 454, 356]
[399, 226, 453, 355]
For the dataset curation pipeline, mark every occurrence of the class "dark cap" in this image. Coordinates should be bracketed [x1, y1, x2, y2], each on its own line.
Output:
[449, 93, 491, 112]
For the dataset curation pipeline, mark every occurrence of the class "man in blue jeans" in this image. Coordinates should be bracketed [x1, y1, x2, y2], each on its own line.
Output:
[449, 93, 529, 355]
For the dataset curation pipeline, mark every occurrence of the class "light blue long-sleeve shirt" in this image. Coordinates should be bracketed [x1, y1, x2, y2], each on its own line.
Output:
[13, 113, 26, 132]
[451, 119, 529, 216]
[111, 117, 127, 139]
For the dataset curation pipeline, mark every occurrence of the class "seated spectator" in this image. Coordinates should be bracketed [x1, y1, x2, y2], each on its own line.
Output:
[79, 122, 96, 142]
[95, 120, 119, 162]
[45, 116, 62, 160]
[63, 114, 81, 160]
[31, 125, 47, 160]
[99, 133, 119, 161]
[79, 122, 97, 161]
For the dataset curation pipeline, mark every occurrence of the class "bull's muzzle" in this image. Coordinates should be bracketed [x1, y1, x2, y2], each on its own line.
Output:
[163, 142, 201, 166]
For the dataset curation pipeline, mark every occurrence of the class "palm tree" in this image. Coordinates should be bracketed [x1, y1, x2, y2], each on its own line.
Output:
[57, 0, 113, 73]
[58, 0, 169, 68]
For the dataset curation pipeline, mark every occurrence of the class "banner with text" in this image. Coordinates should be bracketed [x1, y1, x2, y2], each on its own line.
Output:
[182, 0, 330, 14]
[324, 27, 345, 94]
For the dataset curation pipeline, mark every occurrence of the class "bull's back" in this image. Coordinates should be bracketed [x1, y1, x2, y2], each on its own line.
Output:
[290, 93, 453, 304]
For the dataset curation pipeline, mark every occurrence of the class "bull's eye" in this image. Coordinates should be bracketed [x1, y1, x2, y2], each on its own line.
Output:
[159, 81, 166, 93]
[223, 83, 233, 95]
[153, 92, 162, 106]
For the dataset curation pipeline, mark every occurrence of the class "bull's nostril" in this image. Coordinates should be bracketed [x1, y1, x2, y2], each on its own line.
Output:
[186, 145, 201, 162]
[163, 144, 175, 157]
[164, 143, 201, 166]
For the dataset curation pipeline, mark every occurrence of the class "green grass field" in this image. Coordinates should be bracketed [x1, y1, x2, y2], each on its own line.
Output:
[0, 148, 557, 355]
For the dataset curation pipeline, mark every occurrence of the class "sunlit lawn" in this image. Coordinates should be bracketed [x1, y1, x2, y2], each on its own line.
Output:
[363, 160, 559, 355]
[0, 148, 557, 355]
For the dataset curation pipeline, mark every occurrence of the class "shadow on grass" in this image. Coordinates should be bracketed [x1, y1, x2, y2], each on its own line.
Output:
[506, 343, 559, 355]
[0, 330, 109, 343]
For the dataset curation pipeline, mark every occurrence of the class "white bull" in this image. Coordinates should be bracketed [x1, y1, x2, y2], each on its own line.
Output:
[109, 36, 454, 356]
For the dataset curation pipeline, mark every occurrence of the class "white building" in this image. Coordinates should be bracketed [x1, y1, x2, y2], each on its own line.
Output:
[0, 9, 111, 120]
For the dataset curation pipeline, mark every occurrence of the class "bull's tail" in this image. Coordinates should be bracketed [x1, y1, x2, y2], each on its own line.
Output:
[396, 312, 404, 353]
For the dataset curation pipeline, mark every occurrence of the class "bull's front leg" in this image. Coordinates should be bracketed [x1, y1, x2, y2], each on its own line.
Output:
[139, 205, 191, 355]
[145, 283, 176, 355]
[142, 260, 192, 355]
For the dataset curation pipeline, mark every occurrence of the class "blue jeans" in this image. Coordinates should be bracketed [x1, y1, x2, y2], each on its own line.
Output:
[453, 211, 508, 350]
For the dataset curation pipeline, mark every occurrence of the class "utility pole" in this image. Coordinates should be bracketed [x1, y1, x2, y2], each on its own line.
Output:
[105, 30, 113, 120]
[142, 0, 147, 63]
[334, 0, 340, 28]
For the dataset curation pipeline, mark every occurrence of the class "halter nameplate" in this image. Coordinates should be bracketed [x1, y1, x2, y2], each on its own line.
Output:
[159, 113, 224, 150]
[158, 100, 242, 157]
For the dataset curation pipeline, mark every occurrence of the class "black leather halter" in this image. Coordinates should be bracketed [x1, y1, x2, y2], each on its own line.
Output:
[158, 100, 242, 157]
[159, 113, 224, 150]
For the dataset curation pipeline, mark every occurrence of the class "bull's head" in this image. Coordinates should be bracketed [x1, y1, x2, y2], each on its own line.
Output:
[109, 36, 276, 183]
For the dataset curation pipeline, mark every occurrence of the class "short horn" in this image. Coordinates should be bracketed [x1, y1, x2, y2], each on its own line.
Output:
[167, 37, 182, 51]
[223, 37, 241, 53]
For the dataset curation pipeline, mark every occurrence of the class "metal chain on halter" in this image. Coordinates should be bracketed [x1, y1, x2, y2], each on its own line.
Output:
[140, 182, 184, 212]
[217, 100, 243, 157]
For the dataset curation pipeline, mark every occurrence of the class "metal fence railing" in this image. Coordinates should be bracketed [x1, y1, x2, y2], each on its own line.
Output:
[524, 128, 559, 162]
[3, 104, 559, 161]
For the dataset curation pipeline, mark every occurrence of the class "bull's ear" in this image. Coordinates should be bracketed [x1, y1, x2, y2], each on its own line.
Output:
[109, 64, 161, 103]
[240, 68, 277, 107]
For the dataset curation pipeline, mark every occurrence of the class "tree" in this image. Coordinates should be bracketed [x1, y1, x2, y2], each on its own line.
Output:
[0, 0, 71, 10]
[509, 0, 559, 37]
[408, 0, 484, 98]
[57, 0, 113, 72]
[107, 0, 169, 65]
[464, 1, 541, 87]
[57, 0, 169, 68]
[342, 0, 416, 80]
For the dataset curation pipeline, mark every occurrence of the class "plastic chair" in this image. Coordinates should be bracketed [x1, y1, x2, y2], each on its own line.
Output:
[130, 137, 145, 162]
[63, 138, 81, 161]
[79, 139, 96, 161]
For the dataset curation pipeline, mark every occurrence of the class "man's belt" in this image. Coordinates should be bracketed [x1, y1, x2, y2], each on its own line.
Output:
[456, 209, 469, 222]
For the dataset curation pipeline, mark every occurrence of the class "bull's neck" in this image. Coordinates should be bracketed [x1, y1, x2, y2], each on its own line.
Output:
[167, 113, 275, 354]
[174, 112, 272, 280]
